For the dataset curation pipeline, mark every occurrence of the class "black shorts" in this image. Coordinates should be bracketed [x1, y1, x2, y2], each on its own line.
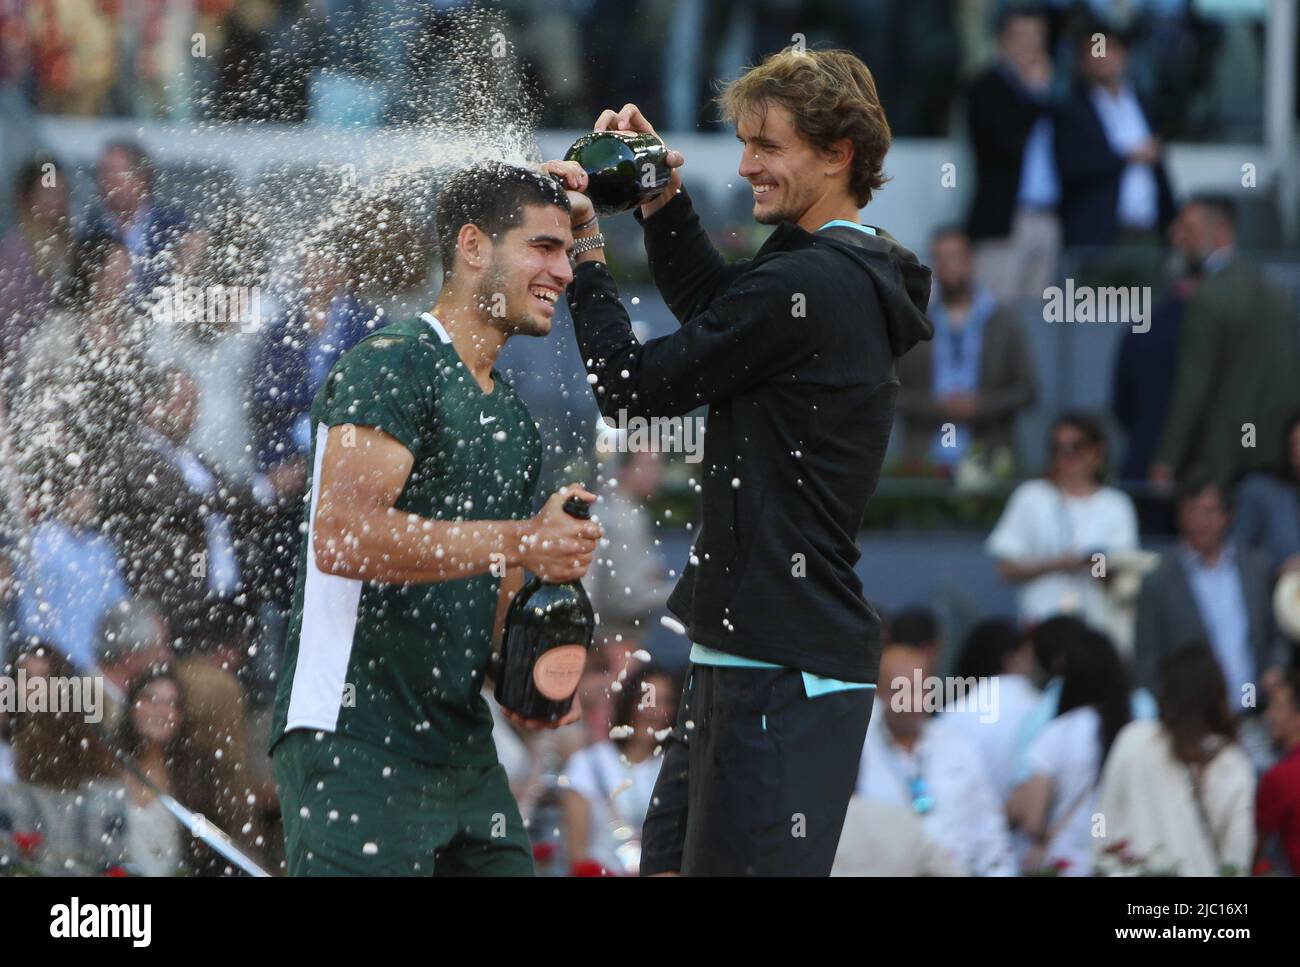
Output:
[641, 663, 873, 876]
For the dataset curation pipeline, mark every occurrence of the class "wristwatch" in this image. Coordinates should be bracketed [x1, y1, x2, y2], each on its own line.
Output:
[570, 232, 605, 262]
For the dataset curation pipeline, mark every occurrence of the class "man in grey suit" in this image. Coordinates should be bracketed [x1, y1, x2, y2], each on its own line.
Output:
[1150, 196, 1300, 487]
[898, 227, 1036, 472]
[1135, 473, 1287, 713]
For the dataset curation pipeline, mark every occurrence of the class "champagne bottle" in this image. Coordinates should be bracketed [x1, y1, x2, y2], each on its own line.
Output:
[494, 496, 596, 720]
[563, 131, 670, 215]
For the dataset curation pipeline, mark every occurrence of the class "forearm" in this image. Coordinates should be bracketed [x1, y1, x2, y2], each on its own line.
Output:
[315, 508, 527, 584]
[561, 790, 592, 865]
[637, 189, 743, 323]
[998, 555, 1079, 583]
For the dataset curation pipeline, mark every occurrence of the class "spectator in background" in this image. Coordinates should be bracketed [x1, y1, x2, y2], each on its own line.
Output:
[145, 210, 269, 481]
[1234, 412, 1300, 577]
[1150, 196, 1300, 488]
[561, 666, 677, 876]
[100, 367, 258, 653]
[1111, 203, 1202, 485]
[82, 140, 186, 297]
[1134, 473, 1284, 719]
[169, 596, 264, 874]
[95, 597, 174, 732]
[1008, 625, 1130, 875]
[24, 0, 118, 116]
[986, 412, 1138, 643]
[1257, 666, 1300, 875]
[588, 449, 674, 657]
[1055, 21, 1174, 251]
[1096, 645, 1255, 876]
[889, 606, 945, 670]
[965, 5, 1061, 303]
[15, 236, 152, 487]
[832, 796, 964, 876]
[213, 0, 321, 124]
[3, 640, 117, 790]
[114, 667, 191, 876]
[898, 227, 1036, 477]
[15, 485, 128, 670]
[246, 247, 376, 624]
[0, 157, 72, 385]
[855, 638, 1016, 876]
[942, 617, 1042, 804]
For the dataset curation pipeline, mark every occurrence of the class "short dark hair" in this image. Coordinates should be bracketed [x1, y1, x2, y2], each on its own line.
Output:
[1187, 193, 1239, 230]
[1049, 410, 1108, 482]
[1175, 466, 1231, 510]
[889, 606, 939, 648]
[1029, 614, 1088, 678]
[996, 3, 1048, 35]
[100, 139, 155, 189]
[434, 162, 569, 278]
[930, 224, 970, 249]
[955, 618, 1022, 680]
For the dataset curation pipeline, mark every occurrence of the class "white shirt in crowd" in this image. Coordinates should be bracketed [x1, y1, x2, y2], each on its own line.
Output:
[564, 740, 663, 875]
[1095, 719, 1255, 876]
[986, 478, 1139, 642]
[1089, 81, 1159, 231]
[125, 797, 183, 877]
[856, 701, 1016, 876]
[147, 312, 262, 481]
[1022, 705, 1104, 876]
[833, 796, 965, 876]
[942, 673, 1042, 804]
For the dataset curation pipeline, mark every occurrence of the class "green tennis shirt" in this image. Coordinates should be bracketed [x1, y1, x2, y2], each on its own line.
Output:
[269, 313, 542, 767]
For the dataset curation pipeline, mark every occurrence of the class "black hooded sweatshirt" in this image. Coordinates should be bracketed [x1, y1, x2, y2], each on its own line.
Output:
[567, 190, 932, 683]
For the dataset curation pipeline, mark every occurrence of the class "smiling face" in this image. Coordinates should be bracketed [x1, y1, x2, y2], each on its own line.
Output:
[473, 202, 573, 338]
[132, 677, 183, 747]
[736, 102, 836, 226]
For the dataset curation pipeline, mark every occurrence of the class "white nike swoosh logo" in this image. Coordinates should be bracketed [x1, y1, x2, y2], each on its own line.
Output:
[479, 412, 497, 425]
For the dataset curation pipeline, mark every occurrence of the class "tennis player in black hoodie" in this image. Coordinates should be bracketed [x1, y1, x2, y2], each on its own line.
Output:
[545, 46, 933, 875]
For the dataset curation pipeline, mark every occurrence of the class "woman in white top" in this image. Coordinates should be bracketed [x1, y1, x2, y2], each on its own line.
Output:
[1009, 625, 1131, 875]
[1095, 644, 1255, 876]
[987, 412, 1139, 647]
[561, 667, 678, 876]
[115, 668, 193, 876]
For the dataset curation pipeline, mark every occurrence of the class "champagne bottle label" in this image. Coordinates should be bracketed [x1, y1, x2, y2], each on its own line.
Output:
[532, 644, 587, 700]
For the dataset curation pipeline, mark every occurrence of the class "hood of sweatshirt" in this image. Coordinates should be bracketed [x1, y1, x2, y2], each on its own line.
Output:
[814, 223, 935, 357]
[757, 220, 935, 358]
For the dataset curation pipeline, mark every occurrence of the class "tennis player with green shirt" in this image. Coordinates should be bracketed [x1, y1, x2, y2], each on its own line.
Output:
[269, 164, 604, 876]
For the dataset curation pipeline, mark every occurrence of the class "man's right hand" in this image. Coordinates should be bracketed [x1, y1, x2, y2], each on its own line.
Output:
[593, 103, 685, 219]
[520, 484, 603, 582]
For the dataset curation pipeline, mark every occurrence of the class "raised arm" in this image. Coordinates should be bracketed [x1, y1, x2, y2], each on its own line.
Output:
[593, 103, 746, 323]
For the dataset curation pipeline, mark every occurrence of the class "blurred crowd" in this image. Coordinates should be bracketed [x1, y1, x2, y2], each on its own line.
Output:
[0, 0, 1276, 139]
[0, 1, 1298, 877]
